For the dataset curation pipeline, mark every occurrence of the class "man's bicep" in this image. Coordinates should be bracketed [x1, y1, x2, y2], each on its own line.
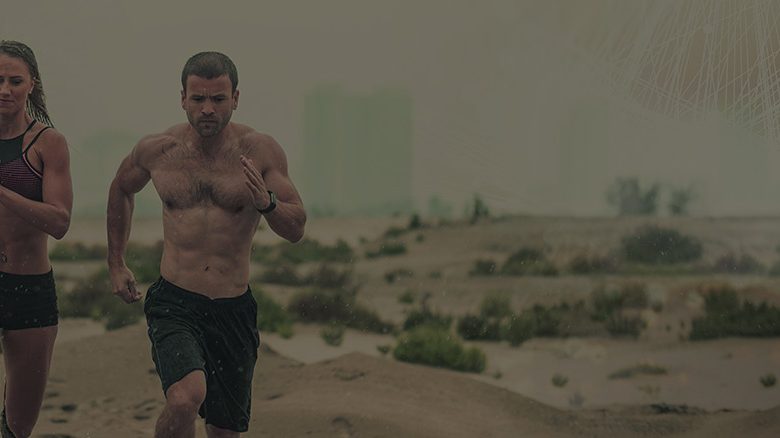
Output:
[113, 152, 151, 195]
[263, 166, 302, 206]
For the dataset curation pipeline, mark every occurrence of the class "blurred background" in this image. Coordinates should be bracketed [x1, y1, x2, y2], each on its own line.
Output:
[5, 0, 780, 219]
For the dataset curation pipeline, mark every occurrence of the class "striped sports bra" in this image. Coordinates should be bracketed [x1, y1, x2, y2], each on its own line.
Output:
[0, 120, 48, 202]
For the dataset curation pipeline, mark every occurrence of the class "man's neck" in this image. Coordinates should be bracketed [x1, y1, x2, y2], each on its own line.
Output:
[189, 124, 231, 156]
[0, 111, 29, 139]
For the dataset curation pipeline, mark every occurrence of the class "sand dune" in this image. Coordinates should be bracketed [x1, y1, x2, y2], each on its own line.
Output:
[9, 323, 773, 437]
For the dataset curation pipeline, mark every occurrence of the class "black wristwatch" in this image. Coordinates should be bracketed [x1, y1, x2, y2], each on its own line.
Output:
[257, 190, 277, 214]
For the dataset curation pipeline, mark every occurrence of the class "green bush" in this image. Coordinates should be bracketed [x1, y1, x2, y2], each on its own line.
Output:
[457, 314, 502, 340]
[320, 323, 345, 346]
[398, 290, 416, 304]
[306, 264, 354, 289]
[383, 226, 407, 238]
[568, 254, 617, 274]
[393, 326, 486, 373]
[250, 286, 294, 335]
[365, 241, 407, 258]
[469, 259, 498, 276]
[712, 253, 765, 274]
[50, 241, 107, 261]
[621, 226, 702, 265]
[60, 268, 143, 331]
[125, 241, 163, 283]
[384, 268, 414, 284]
[591, 283, 649, 322]
[257, 264, 303, 285]
[690, 286, 780, 340]
[403, 308, 452, 331]
[606, 316, 645, 338]
[501, 248, 558, 276]
[288, 288, 394, 334]
[760, 374, 777, 388]
[503, 312, 536, 346]
[258, 238, 354, 265]
[608, 364, 667, 379]
[480, 294, 513, 319]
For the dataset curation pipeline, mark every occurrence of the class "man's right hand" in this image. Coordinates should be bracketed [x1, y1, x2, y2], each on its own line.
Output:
[109, 264, 141, 303]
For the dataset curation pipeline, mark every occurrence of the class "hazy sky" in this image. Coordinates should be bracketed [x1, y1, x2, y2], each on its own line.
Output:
[4, 1, 779, 216]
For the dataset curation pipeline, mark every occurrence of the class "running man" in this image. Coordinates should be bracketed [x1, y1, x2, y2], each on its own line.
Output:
[107, 51, 305, 438]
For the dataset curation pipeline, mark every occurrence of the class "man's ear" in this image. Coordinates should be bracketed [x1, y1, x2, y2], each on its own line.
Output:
[233, 89, 240, 110]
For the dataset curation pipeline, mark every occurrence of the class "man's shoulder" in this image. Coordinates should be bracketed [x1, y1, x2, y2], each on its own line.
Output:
[132, 125, 187, 164]
[234, 125, 282, 154]
[137, 125, 188, 151]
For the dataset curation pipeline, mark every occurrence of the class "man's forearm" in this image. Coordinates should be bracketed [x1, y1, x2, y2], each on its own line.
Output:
[263, 201, 306, 242]
[106, 181, 135, 267]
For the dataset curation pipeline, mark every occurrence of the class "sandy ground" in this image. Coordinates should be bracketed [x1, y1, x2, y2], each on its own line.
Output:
[32, 216, 780, 436]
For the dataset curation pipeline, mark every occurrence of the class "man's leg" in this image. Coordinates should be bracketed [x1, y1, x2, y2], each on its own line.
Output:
[205, 424, 239, 438]
[2, 325, 57, 438]
[155, 370, 207, 438]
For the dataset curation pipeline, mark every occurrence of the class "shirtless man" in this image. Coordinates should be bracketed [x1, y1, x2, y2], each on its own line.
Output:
[107, 52, 305, 438]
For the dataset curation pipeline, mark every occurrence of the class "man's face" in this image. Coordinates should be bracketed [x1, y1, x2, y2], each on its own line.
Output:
[181, 74, 239, 138]
[0, 54, 34, 118]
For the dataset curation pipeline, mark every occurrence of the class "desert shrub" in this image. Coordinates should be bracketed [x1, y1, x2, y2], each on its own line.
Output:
[526, 304, 561, 336]
[403, 308, 452, 331]
[480, 294, 513, 319]
[591, 283, 649, 322]
[503, 313, 536, 346]
[551, 374, 569, 388]
[415, 234, 425, 243]
[384, 268, 414, 284]
[320, 323, 345, 346]
[377, 344, 391, 356]
[306, 264, 353, 289]
[606, 177, 659, 216]
[502, 304, 563, 345]
[250, 243, 275, 263]
[712, 253, 765, 274]
[393, 326, 486, 373]
[365, 241, 407, 258]
[568, 253, 617, 274]
[606, 316, 645, 338]
[257, 264, 303, 286]
[50, 242, 107, 261]
[288, 289, 393, 334]
[383, 226, 407, 238]
[398, 290, 416, 304]
[608, 364, 667, 379]
[125, 241, 163, 283]
[408, 213, 423, 230]
[501, 248, 558, 276]
[621, 226, 702, 265]
[457, 314, 502, 340]
[760, 374, 777, 388]
[690, 286, 780, 340]
[60, 268, 143, 331]
[249, 286, 294, 335]
[253, 238, 354, 265]
[469, 259, 498, 276]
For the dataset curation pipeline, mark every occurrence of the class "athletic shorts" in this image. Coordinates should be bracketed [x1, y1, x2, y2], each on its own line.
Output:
[0, 270, 58, 330]
[144, 277, 259, 433]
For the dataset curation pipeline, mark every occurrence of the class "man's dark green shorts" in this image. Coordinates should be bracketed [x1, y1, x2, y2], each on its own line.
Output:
[144, 277, 260, 432]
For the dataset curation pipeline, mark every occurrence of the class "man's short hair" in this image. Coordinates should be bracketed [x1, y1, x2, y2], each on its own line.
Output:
[181, 51, 238, 92]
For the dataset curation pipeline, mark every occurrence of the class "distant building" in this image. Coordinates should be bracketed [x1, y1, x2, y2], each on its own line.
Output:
[302, 85, 413, 216]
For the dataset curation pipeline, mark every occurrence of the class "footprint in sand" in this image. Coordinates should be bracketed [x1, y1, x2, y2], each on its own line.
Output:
[331, 416, 356, 438]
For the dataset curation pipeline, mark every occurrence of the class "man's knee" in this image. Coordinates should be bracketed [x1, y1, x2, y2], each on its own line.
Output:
[164, 372, 206, 416]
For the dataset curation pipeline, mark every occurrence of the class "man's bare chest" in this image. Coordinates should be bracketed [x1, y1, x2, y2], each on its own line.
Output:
[151, 159, 251, 212]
